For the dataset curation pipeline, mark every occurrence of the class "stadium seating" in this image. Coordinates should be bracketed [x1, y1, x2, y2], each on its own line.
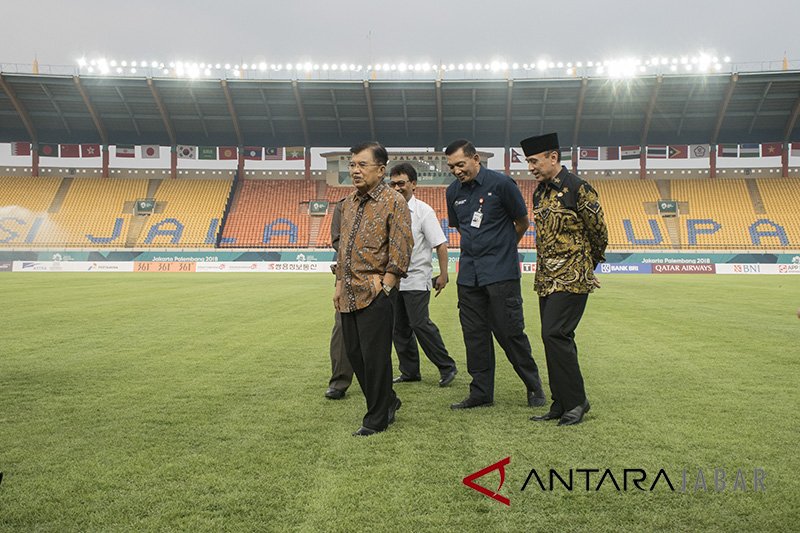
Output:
[591, 179, 669, 248]
[755, 178, 800, 246]
[32, 178, 147, 247]
[137, 178, 232, 247]
[312, 187, 350, 249]
[671, 179, 756, 248]
[0, 176, 63, 245]
[3, 174, 800, 250]
[221, 179, 316, 247]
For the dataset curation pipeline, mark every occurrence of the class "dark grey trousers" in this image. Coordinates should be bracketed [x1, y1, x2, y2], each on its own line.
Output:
[393, 290, 456, 379]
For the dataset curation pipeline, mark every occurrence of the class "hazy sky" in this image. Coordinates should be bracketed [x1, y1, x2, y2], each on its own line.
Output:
[3, 1, 797, 68]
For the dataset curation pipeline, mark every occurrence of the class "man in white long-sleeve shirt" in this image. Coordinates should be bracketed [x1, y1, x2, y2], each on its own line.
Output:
[388, 163, 458, 387]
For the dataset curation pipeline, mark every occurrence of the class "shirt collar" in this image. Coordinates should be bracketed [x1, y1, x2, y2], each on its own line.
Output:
[354, 180, 387, 201]
[545, 166, 568, 191]
[407, 195, 417, 212]
[459, 165, 486, 189]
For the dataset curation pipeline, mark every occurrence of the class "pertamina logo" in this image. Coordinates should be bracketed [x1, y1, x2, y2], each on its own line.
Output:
[462, 456, 511, 506]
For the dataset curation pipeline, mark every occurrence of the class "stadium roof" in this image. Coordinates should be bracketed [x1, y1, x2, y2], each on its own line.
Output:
[1, 71, 799, 149]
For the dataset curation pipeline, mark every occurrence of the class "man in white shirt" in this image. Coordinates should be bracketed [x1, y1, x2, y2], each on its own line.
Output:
[388, 163, 458, 387]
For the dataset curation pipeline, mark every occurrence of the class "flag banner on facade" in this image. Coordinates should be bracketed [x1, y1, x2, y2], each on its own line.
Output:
[647, 145, 667, 158]
[141, 145, 160, 159]
[789, 142, 800, 157]
[219, 146, 238, 160]
[559, 147, 573, 161]
[11, 142, 31, 156]
[761, 142, 783, 157]
[739, 143, 760, 158]
[689, 144, 710, 158]
[510, 148, 522, 163]
[198, 146, 217, 160]
[39, 143, 59, 157]
[620, 145, 641, 160]
[177, 145, 197, 159]
[579, 147, 598, 160]
[668, 145, 688, 159]
[285, 146, 305, 160]
[598, 146, 619, 160]
[116, 144, 135, 158]
[59, 144, 80, 158]
[242, 146, 263, 160]
[718, 144, 738, 157]
[81, 144, 101, 157]
[264, 147, 284, 160]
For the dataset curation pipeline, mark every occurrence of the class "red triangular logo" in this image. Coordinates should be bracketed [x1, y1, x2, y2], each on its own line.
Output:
[462, 456, 511, 506]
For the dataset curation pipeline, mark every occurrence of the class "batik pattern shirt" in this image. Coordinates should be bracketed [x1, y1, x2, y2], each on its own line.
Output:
[532, 167, 608, 296]
[336, 182, 413, 312]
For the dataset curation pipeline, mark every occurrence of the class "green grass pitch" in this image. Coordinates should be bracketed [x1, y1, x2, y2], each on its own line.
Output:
[1, 273, 798, 532]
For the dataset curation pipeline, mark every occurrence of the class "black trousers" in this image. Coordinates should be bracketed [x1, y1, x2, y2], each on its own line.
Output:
[328, 311, 353, 392]
[340, 291, 398, 431]
[539, 292, 589, 413]
[393, 290, 456, 379]
[457, 279, 543, 402]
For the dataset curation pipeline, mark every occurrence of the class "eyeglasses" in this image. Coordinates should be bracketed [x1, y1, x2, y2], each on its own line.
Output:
[347, 161, 382, 170]
[389, 180, 409, 187]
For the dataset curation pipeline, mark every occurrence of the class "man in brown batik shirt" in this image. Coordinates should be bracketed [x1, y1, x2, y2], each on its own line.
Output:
[334, 141, 413, 436]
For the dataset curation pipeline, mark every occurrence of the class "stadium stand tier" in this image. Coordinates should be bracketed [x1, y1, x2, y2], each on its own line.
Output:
[2, 175, 800, 250]
[220, 179, 315, 247]
[136, 178, 232, 247]
[0, 176, 232, 247]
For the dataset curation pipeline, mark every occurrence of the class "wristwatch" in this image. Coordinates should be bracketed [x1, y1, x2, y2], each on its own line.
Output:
[382, 283, 393, 296]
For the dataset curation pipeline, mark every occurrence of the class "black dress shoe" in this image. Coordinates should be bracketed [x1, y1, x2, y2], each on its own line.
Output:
[558, 400, 591, 426]
[324, 387, 345, 400]
[530, 411, 562, 421]
[387, 397, 402, 425]
[450, 397, 493, 410]
[393, 375, 421, 384]
[352, 426, 380, 436]
[527, 390, 547, 407]
[438, 368, 458, 387]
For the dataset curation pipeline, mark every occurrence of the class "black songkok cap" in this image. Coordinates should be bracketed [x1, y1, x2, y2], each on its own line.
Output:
[520, 132, 559, 157]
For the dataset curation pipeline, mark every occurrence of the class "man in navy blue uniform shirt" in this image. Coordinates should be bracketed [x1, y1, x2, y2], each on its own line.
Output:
[444, 139, 546, 410]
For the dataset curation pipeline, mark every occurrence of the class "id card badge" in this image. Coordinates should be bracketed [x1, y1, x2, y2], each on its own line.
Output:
[470, 210, 483, 228]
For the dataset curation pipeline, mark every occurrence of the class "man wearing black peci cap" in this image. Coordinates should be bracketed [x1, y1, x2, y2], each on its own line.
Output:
[521, 132, 608, 426]
[444, 139, 547, 410]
